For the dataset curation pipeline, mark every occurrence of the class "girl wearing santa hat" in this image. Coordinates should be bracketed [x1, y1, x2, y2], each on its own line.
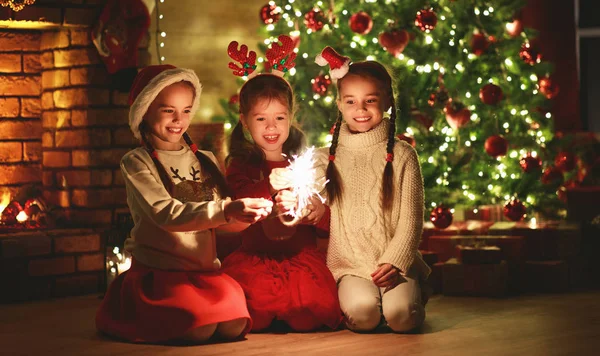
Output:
[95, 64, 273, 344]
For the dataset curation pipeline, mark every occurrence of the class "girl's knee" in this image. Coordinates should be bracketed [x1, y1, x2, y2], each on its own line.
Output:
[216, 318, 248, 339]
[344, 300, 381, 331]
[384, 302, 425, 333]
[183, 323, 218, 343]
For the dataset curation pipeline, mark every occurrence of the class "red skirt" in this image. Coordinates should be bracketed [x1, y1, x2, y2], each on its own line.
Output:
[96, 259, 251, 343]
[222, 247, 342, 332]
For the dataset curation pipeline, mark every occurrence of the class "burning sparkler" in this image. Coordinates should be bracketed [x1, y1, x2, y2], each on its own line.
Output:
[278, 147, 328, 226]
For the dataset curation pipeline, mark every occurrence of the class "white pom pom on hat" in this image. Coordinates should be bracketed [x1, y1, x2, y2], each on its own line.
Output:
[315, 46, 351, 81]
[128, 64, 202, 140]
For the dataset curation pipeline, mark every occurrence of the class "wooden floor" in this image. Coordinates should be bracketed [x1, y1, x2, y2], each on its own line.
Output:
[1, 291, 599, 356]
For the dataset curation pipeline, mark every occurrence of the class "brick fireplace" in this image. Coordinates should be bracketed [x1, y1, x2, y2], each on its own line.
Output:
[0, 0, 223, 302]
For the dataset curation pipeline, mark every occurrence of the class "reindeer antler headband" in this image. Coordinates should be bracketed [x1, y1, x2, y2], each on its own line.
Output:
[228, 35, 297, 79]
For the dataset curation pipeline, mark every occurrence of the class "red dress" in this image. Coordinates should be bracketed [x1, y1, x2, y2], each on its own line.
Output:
[222, 159, 342, 332]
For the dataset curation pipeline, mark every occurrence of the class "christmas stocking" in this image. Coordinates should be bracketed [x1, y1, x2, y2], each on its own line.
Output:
[91, 0, 154, 74]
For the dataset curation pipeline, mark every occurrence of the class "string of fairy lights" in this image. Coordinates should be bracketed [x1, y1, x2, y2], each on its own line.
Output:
[256, 0, 555, 221]
[155, 0, 167, 64]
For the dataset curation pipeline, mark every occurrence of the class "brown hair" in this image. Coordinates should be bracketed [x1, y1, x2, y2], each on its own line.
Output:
[326, 61, 397, 212]
[138, 82, 231, 199]
[227, 74, 306, 166]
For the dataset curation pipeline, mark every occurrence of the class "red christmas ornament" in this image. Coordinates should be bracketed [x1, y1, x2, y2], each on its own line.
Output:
[519, 42, 542, 65]
[430, 205, 453, 229]
[479, 83, 503, 105]
[541, 166, 563, 185]
[504, 199, 526, 221]
[1, 201, 23, 225]
[378, 30, 409, 57]
[304, 8, 326, 32]
[538, 76, 560, 99]
[471, 33, 490, 56]
[506, 18, 523, 37]
[428, 89, 449, 107]
[415, 8, 437, 32]
[519, 154, 542, 173]
[349, 11, 373, 35]
[484, 135, 508, 157]
[444, 102, 471, 130]
[397, 134, 416, 148]
[557, 179, 578, 203]
[259, 3, 281, 25]
[228, 94, 239, 106]
[311, 74, 332, 95]
[554, 151, 576, 172]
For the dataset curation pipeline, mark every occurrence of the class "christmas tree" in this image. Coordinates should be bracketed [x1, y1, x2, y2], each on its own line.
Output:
[213, 0, 578, 221]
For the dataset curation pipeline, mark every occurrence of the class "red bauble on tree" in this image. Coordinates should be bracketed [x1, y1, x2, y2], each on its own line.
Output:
[505, 18, 523, 37]
[349, 11, 373, 35]
[304, 8, 326, 31]
[415, 8, 437, 32]
[228, 94, 239, 107]
[444, 102, 471, 130]
[538, 76, 560, 99]
[259, 3, 281, 25]
[378, 30, 409, 57]
[557, 179, 578, 203]
[484, 135, 508, 157]
[519, 154, 542, 173]
[311, 74, 332, 95]
[430, 205, 453, 229]
[554, 151, 576, 172]
[504, 199, 526, 221]
[541, 166, 563, 185]
[397, 134, 416, 148]
[479, 83, 503, 105]
[471, 33, 490, 56]
[519, 42, 542, 65]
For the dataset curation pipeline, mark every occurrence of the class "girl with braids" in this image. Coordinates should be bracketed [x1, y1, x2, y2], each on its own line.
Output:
[96, 65, 273, 344]
[221, 73, 342, 333]
[274, 48, 430, 333]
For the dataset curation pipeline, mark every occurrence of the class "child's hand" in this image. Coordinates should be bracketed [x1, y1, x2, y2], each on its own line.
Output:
[224, 198, 273, 224]
[273, 189, 298, 214]
[301, 196, 326, 225]
[269, 168, 293, 191]
[371, 263, 405, 292]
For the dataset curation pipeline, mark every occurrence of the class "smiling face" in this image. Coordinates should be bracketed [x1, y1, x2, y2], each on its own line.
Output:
[337, 74, 389, 133]
[143, 82, 194, 150]
[241, 97, 291, 161]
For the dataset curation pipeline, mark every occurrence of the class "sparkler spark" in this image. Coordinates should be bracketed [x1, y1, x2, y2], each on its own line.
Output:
[282, 147, 327, 219]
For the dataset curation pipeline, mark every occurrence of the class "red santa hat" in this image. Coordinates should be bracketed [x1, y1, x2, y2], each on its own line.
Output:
[128, 64, 202, 140]
[315, 46, 351, 81]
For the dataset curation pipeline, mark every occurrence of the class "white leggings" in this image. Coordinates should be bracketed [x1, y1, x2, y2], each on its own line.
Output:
[338, 274, 425, 333]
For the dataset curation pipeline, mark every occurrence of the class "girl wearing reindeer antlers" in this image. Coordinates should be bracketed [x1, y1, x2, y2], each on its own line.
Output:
[220, 35, 342, 333]
[96, 65, 273, 344]
[273, 47, 431, 333]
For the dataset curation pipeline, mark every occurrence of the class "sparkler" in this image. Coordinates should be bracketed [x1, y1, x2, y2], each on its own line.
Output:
[278, 147, 328, 226]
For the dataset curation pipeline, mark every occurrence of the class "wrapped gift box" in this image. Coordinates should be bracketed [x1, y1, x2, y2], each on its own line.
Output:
[488, 221, 581, 261]
[421, 220, 495, 250]
[442, 258, 508, 297]
[456, 245, 503, 265]
[524, 260, 570, 293]
[428, 235, 525, 263]
[419, 250, 438, 267]
[462, 205, 504, 222]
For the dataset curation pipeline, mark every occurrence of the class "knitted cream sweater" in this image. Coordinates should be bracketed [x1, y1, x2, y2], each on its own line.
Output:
[316, 119, 431, 282]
